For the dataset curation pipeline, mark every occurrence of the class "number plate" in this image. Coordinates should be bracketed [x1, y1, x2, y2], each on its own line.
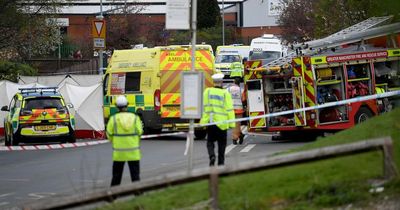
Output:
[164, 106, 180, 112]
[35, 125, 56, 131]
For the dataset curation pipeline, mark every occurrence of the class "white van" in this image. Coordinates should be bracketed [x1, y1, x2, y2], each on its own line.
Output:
[249, 34, 286, 65]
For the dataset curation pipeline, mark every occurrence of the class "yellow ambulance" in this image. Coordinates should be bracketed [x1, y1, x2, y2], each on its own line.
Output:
[103, 45, 215, 139]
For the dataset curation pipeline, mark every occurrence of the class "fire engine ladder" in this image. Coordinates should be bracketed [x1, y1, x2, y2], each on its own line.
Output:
[261, 15, 398, 69]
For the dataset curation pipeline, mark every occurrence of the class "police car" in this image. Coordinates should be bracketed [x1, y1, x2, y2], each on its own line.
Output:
[1, 87, 76, 146]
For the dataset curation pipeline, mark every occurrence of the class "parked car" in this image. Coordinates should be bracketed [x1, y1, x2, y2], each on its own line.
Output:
[1, 87, 76, 146]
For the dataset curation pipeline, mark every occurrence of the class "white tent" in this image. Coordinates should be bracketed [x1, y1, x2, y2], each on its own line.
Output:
[58, 83, 105, 139]
[19, 75, 103, 87]
[0, 79, 105, 139]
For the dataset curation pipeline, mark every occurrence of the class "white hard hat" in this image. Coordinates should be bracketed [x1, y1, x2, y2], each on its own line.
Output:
[116, 95, 128, 108]
[211, 73, 224, 83]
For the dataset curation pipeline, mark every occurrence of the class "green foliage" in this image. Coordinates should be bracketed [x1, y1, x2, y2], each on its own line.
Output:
[0, 1, 63, 60]
[97, 108, 400, 210]
[279, 0, 400, 42]
[0, 61, 38, 82]
[197, 0, 221, 29]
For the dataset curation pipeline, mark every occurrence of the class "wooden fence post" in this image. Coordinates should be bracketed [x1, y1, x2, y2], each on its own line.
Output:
[209, 167, 219, 210]
[382, 138, 398, 180]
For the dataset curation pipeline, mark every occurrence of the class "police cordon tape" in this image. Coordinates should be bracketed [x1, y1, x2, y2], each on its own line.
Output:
[194, 90, 400, 128]
[0, 132, 187, 152]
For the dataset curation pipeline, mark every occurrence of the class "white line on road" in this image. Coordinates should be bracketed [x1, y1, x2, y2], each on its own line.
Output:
[0, 193, 14, 198]
[240, 144, 256, 153]
[225, 144, 237, 154]
[0, 178, 29, 182]
[0, 202, 9, 206]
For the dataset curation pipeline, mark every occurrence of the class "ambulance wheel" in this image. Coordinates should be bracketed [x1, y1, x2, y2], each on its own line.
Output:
[354, 107, 373, 124]
[67, 133, 76, 143]
[194, 130, 207, 140]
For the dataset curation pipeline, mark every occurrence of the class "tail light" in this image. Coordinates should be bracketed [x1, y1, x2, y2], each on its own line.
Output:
[154, 89, 161, 111]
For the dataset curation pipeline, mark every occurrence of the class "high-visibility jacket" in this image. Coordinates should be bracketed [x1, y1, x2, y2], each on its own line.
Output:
[230, 62, 244, 78]
[227, 84, 244, 114]
[106, 112, 143, 161]
[376, 87, 385, 94]
[200, 87, 236, 130]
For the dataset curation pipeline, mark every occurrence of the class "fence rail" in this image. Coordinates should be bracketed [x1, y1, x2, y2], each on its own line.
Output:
[23, 137, 398, 210]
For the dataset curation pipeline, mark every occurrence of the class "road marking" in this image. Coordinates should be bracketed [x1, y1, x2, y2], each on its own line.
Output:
[225, 144, 237, 154]
[0, 202, 9, 206]
[240, 144, 256, 153]
[0, 178, 29, 182]
[0, 193, 14, 198]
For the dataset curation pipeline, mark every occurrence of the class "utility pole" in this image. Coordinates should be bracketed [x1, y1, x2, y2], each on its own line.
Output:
[222, 0, 225, 45]
[188, 0, 198, 172]
[98, 0, 104, 74]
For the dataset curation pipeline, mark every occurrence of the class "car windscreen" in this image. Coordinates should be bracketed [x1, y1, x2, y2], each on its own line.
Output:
[249, 51, 281, 60]
[24, 98, 63, 110]
[215, 54, 241, 63]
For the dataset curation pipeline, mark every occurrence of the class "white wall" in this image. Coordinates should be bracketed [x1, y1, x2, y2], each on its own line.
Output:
[242, 0, 283, 27]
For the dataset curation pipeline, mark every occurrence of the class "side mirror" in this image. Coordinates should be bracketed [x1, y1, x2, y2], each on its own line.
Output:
[67, 103, 74, 109]
[1, 105, 9, 112]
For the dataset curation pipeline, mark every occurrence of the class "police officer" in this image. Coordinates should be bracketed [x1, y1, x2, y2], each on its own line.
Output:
[200, 73, 235, 166]
[227, 77, 245, 145]
[229, 60, 244, 79]
[107, 95, 143, 186]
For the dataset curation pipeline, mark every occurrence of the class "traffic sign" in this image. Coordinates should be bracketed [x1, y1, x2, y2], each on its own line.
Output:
[92, 20, 106, 39]
[93, 38, 105, 48]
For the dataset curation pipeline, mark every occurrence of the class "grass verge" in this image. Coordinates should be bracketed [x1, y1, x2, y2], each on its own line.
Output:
[97, 108, 400, 210]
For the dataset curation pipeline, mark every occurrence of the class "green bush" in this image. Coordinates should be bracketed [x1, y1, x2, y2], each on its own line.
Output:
[0, 61, 37, 82]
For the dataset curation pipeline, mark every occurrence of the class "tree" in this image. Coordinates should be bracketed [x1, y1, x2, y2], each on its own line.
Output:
[278, 0, 400, 43]
[0, 60, 37, 82]
[197, 0, 221, 29]
[0, 1, 68, 60]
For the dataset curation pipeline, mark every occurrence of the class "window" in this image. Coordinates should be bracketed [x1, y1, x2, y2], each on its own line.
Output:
[24, 98, 63, 110]
[125, 72, 141, 93]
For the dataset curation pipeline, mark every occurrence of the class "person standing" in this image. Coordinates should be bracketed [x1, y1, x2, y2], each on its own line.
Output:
[107, 95, 143, 186]
[226, 77, 245, 145]
[200, 73, 235, 166]
[229, 60, 244, 80]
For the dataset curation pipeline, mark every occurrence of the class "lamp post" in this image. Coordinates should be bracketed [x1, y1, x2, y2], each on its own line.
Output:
[222, 0, 225, 45]
[98, 0, 104, 74]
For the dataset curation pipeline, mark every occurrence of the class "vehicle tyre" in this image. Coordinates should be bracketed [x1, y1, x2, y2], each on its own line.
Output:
[354, 107, 373, 124]
[194, 130, 207, 140]
[4, 133, 10, 146]
[10, 133, 19, 146]
[67, 133, 76, 143]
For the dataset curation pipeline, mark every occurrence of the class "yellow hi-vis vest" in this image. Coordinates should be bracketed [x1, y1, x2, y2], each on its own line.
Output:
[230, 62, 244, 78]
[106, 112, 143, 161]
[200, 87, 236, 130]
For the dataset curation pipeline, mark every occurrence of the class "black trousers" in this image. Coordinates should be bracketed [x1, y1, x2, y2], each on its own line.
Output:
[111, 160, 140, 186]
[207, 125, 227, 166]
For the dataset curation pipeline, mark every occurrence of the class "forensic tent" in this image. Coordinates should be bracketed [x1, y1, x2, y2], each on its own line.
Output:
[0, 78, 105, 139]
[19, 74, 103, 87]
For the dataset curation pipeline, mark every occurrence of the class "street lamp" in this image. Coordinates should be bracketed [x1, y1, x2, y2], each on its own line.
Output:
[222, 0, 225, 45]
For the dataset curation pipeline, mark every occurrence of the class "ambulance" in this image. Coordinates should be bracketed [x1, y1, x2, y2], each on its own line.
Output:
[103, 45, 215, 139]
[215, 45, 250, 77]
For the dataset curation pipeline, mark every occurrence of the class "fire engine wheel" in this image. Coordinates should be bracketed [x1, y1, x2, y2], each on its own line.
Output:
[194, 130, 207, 140]
[354, 107, 373, 124]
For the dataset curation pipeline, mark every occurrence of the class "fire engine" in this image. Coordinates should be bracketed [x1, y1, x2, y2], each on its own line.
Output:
[244, 16, 400, 139]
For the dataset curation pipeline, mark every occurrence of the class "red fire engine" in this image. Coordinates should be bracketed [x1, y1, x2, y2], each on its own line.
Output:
[244, 16, 400, 139]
